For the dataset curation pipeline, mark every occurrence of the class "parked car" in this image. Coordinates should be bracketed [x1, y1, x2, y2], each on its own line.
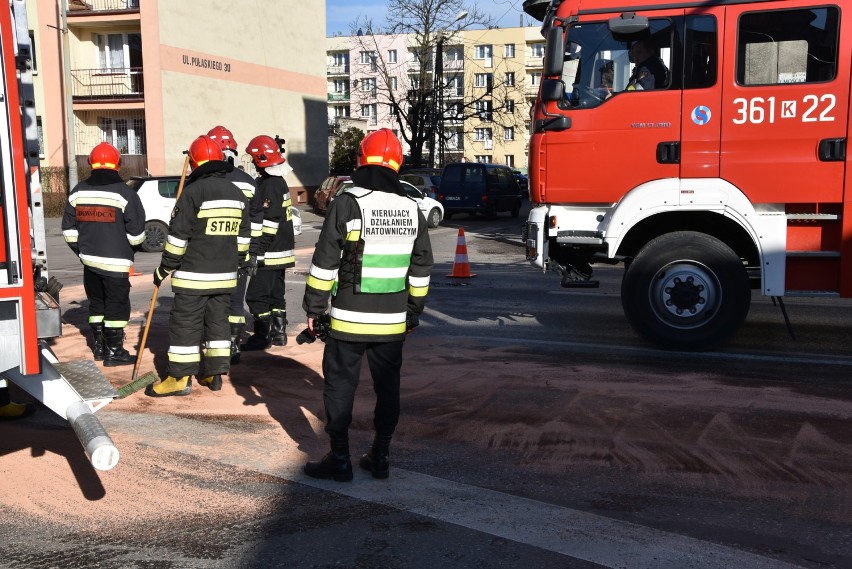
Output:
[400, 168, 442, 199]
[127, 175, 301, 253]
[437, 163, 523, 219]
[336, 180, 444, 228]
[314, 175, 351, 214]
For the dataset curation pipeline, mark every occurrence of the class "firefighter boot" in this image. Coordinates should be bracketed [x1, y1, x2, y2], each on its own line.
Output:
[145, 375, 192, 397]
[90, 322, 105, 361]
[241, 315, 272, 351]
[270, 311, 288, 346]
[198, 374, 223, 391]
[359, 433, 392, 479]
[229, 323, 244, 365]
[103, 328, 134, 367]
[303, 436, 353, 482]
[0, 386, 35, 421]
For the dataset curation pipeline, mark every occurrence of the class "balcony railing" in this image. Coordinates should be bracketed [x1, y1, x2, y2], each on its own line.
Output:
[526, 57, 544, 68]
[71, 68, 144, 100]
[328, 92, 351, 102]
[69, 0, 139, 12]
[327, 65, 350, 75]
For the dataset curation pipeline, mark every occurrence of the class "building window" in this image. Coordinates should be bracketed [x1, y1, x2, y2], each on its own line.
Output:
[96, 34, 126, 70]
[388, 49, 397, 63]
[99, 116, 145, 154]
[333, 79, 348, 93]
[359, 51, 376, 64]
[504, 44, 515, 58]
[504, 127, 514, 141]
[446, 47, 463, 61]
[505, 72, 515, 86]
[334, 106, 350, 117]
[331, 52, 349, 67]
[28, 30, 38, 74]
[530, 72, 542, 86]
[474, 73, 492, 88]
[410, 75, 420, 89]
[474, 128, 492, 141]
[475, 45, 492, 59]
[36, 116, 44, 157]
[361, 77, 376, 92]
[474, 155, 491, 163]
[475, 100, 492, 121]
[389, 104, 398, 116]
[505, 155, 514, 167]
[530, 43, 545, 58]
[505, 99, 515, 113]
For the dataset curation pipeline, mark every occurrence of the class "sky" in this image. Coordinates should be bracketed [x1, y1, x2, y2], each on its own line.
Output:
[325, 0, 534, 36]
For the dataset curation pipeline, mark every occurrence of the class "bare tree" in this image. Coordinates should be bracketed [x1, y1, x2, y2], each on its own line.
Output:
[349, 0, 525, 168]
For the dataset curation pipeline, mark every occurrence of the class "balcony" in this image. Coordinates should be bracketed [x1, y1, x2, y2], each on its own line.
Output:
[71, 68, 143, 101]
[327, 65, 350, 76]
[68, 0, 139, 13]
[328, 92, 351, 102]
[526, 57, 544, 68]
[443, 59, 464, 71]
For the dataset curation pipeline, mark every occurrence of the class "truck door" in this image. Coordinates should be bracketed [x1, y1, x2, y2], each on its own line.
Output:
[542, 11, 683, 204]
[719, 4, 847, 205]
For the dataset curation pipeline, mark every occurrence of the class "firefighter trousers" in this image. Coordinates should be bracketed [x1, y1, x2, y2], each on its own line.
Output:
[83, 266, 130, 329]
[321, 337, 404, 438]
[229, 271, 249, 327]
[167, 293, 230, 379]
[245, 269, 286, 317]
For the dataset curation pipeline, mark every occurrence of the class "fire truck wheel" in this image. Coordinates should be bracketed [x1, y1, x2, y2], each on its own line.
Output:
[142, 221, 168, 253]
[621, 231, 751, 351]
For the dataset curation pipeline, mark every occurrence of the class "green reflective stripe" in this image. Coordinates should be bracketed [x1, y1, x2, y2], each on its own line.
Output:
[263, 255, 295, 266]
[88, 315, 104, 324]
[168, 352, 201, 363]
[229, 315, 246, 324]
[197, 208, 243, 218]
[345, 231, 361, 241]
[251, 229, 262, 238]
[256, 311, 271, 318]
[238, 243, 250, 252]
[164, 242, 187, 255]
[103, 321, 128, 328]
[71, 196, 124, 208]
[306, 274, 335, 291]
[204, 348, 230, 358]
[171, 277, 237, 289]
[330, 318, 406, 336]
[363, 253, 410, 268]
[81, 259, 130, 273]
[409, 284, 429, 297]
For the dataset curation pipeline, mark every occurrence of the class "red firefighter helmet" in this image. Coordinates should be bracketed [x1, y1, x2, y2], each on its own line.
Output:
[358, 128, 403, 172]
[245, 135, 285, 168]
[188, 135, 224, 169]
[206, 125, 237, 152]
[88, 142, 121, 170]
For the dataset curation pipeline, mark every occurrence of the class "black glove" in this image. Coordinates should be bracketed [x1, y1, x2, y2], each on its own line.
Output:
[153, 265, 172, 287]
[406, 313, 419, 334]
[240, 254, 258, 277]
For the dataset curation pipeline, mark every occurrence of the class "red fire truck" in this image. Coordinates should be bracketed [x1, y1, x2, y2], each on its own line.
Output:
[0, 0, 119, 469]
[522, 0, 852, 349]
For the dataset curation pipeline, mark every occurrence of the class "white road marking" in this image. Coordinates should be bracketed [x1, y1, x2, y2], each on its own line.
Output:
[104, 411, 806, 569]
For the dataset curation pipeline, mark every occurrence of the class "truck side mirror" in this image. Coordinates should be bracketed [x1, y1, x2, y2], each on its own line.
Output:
[543, 25, 565, 77]
[540, 78, 565, 102]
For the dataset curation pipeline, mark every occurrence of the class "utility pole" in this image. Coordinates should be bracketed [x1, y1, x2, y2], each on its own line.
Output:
[59, 0, 78, 189]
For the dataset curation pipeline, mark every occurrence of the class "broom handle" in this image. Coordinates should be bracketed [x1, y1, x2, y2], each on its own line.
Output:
[131, 153, 191, 381]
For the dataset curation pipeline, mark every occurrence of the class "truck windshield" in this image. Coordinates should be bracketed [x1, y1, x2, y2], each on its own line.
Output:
[562, 19, 673, 109]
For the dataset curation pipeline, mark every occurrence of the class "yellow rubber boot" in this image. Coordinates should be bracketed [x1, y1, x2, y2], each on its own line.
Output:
[0, 401, 36, 420]
[145, 376, 191, 397]
[198, 374, 223, 391]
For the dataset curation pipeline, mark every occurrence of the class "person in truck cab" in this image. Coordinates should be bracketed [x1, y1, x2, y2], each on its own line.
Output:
[626, 38, 669, 90]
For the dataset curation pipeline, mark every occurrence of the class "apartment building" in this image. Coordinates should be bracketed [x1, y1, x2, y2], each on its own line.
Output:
[27, 0, 328, 202]
[326, 26, 542, 172]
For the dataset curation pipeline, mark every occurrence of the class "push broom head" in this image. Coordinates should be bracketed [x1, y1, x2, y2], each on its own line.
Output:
[115, 371, 158, 399]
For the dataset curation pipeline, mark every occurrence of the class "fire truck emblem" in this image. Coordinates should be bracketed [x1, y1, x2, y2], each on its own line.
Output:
[691, 105, 711, 126]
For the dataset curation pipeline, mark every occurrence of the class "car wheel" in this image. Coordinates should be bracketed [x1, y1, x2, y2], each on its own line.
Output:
[427, 208, 441, 228]
[621, 231, 751, 351]
[142, 221, 168, 252]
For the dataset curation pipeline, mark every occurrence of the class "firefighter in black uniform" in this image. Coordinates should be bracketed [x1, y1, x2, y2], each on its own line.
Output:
[206, 125, 260, 365]
[62, 142, 146, 366]
[302, 128, 433, 481]
[0, 381, 34, 420]
[626, 37, 669, 91]
[145, 135, 250, 397]
[240, 135, 296, 350]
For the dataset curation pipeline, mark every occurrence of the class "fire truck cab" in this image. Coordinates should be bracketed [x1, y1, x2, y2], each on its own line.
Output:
[523, 0, 852, 349]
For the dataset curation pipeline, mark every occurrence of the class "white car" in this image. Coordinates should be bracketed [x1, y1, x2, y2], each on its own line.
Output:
[337, 180, 444, 228]
[127, 176, 302, 252]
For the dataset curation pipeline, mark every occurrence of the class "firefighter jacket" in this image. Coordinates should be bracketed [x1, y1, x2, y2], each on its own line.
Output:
[303, 166, 433, 343]
[160, 160, 250, 295]
[226, 166, 263, 240]
[251, 172, 295, 270]
[61, 169, 146, 277]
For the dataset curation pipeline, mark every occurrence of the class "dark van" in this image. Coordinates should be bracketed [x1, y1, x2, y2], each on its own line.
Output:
[438, 163, 523, 219]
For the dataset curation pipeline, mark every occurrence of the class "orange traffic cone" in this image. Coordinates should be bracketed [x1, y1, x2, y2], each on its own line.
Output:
[447, 227, 476, 278]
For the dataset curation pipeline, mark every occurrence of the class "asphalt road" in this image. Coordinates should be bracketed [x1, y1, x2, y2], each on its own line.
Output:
[1, 204, 850, 569]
